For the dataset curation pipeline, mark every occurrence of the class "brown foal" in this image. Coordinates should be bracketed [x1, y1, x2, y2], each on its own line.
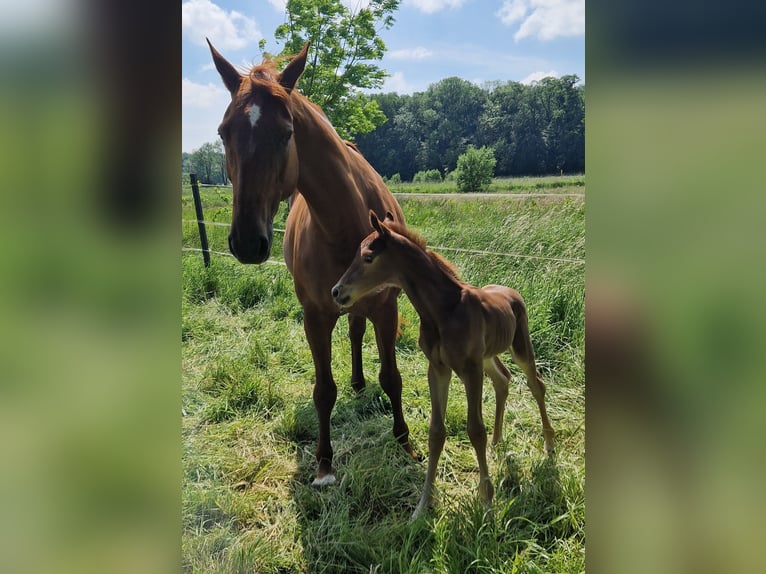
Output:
[332, 212, 555, 518]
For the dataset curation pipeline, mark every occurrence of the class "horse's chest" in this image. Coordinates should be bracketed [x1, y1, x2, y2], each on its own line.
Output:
[418, 323, 460, 368]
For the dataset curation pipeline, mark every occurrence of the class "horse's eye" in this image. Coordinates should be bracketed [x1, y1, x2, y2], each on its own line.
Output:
[363, 255, 373, 264]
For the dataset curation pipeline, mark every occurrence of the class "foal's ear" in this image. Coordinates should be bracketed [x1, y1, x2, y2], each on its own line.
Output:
[369, 210, 390, 237]
[207, 38, 242, 96]
[279, 42, 310, 93]
[384, 211, 395, 223]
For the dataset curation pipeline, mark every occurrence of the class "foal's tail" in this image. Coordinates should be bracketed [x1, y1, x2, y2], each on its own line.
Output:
[510, 294, 536, 367]
[510, 292, 555, 454]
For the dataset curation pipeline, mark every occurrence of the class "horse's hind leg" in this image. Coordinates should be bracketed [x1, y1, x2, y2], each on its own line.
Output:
[368, 296, 416, 460]
[348, 314, 367, 393]
[484, 356, 510, 445]
[510, 305, 555, 455]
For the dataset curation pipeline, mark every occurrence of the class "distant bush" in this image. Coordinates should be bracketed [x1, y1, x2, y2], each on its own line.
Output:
[386, 173, 402, 185]
[413, 169, 442, 183]
[444, 169, 456, 182]
[456, 146, 496, 192]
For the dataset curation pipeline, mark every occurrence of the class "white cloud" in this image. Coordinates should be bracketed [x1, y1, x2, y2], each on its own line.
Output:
[497, 0, 527, 25]
[182, 78, 231, 152]
[268, 0, 287, 10]
[388, 47, 433, 60]
[183, 78, 229, 108]
[182, 0, 261, 50]
[406, 0, 467, 14]
[520, 70, 559, 84]
[380, 72, 416, 94]
[497, 0, 584, 41]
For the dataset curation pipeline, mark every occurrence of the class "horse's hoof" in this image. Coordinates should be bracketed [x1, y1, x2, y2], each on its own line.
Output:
[404, 444, 423, 462]
[311, 474, 337, 487]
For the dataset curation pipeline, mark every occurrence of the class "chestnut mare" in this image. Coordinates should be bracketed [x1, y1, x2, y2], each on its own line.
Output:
[332, 212, 555, 518]
[208, 42, 416, 486]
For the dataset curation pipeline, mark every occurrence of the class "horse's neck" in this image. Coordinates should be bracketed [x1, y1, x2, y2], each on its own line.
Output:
[398, 246, 463, 326]
[291, 98, 365, 237]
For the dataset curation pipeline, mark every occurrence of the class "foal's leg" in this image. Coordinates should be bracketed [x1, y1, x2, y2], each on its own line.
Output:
[368, 297, 416, 460]
[412, 361, 451, 520]
[483, 356, 510, 445]
[348, 314, 367, 393]
[510, 308, 555, 455]
[303, 305, 340, 485]
[460, 362, 494, 505]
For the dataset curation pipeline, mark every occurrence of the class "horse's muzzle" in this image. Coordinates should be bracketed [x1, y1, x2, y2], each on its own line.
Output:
[228, 230, 271, 264]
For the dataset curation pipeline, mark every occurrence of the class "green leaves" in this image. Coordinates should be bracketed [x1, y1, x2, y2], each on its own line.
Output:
[273, 0, 400, 140]
[456, 146, 497, 193]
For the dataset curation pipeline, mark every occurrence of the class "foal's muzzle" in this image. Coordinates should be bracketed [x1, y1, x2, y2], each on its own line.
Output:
[331, 283, 351, 308]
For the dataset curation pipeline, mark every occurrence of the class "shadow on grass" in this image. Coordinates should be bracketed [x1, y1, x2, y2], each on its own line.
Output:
[417, 454, 575, 572]
[284, 386, 575, 573]
[285, 386, 432, 574]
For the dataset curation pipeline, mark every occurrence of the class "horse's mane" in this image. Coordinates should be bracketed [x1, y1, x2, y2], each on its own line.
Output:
[386, 222, 462, 281]
[238, 59, 291, 106]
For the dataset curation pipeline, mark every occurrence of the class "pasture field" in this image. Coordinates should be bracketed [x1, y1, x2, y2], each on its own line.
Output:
[384, 174, 585, 195]
[182, 181, 585, 573]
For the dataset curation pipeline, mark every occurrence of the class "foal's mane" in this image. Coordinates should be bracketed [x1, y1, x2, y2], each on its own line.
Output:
[386, 222, 462, 281]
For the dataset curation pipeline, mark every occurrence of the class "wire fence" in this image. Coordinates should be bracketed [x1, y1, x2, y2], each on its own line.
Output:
[183, 174, 584, 268]
[181, 220, 584, 266]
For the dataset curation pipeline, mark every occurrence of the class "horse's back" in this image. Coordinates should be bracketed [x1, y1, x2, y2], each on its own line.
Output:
[348, 150, 405, 223]
[477, 285, 525, 356]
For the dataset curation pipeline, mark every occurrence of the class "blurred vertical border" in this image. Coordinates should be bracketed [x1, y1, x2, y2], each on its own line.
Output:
[587, 1, 766, 572]
[3, 1, 766, 572]
[0, 1, 180, 573]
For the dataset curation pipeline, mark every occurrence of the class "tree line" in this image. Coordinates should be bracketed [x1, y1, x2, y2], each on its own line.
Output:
[183, 74, 584, 185]
[184, 1, 583, 184]
[355, 75, 584, 181]
[182, 141, 227, 185]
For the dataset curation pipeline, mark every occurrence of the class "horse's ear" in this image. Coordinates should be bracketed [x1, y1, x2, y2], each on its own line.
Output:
[384, 211, 395, 223]
[279, 42, 310, 93]
[207, 38, 242, 96]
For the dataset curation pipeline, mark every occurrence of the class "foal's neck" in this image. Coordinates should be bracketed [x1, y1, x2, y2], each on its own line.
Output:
[398, 244, 463, 324]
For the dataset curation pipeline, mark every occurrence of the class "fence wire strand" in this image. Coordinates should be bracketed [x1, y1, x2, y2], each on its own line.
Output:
[182, 220, 584, 265]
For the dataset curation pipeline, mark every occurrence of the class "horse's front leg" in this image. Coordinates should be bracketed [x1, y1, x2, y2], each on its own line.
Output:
[348, 314, 367, 393]
[303, 305, 339, 485]
[412, 360, 451, 520]
[368, 294, 417, 460]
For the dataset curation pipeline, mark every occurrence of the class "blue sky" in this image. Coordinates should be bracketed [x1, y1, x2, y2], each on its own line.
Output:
[182, 0, 584, 152]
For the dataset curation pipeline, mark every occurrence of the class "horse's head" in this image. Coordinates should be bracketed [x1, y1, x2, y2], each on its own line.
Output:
[208, 40, 308, 264]
[332, 211, 400, 309]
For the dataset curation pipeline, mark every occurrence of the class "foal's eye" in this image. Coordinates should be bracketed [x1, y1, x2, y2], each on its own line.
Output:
[363, 255, 373, 264]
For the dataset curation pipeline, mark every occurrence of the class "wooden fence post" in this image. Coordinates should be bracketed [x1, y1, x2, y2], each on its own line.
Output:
[190, 173, 210, 267]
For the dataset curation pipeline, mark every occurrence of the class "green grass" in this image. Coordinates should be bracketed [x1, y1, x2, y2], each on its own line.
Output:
[182, 181, 584, 573]
[384, 174, 585, 195]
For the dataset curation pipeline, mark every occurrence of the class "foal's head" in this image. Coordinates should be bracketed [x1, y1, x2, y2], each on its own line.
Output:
[332, 211, 410, 309]
[208, 40, 308, 263]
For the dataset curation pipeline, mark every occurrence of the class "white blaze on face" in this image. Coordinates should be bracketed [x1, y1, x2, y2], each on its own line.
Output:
[248, 103, 261, 128]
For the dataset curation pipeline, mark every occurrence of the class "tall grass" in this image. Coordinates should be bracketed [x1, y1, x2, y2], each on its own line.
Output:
[182, 184, 584, 573]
